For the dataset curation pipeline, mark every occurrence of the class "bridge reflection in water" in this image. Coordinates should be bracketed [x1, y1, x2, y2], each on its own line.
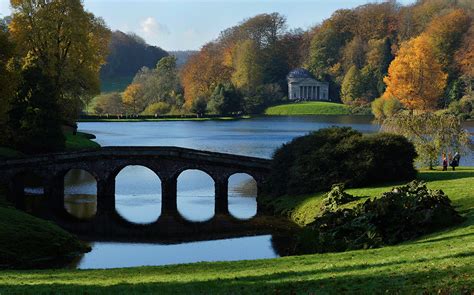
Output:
[0, 147, 278, 241]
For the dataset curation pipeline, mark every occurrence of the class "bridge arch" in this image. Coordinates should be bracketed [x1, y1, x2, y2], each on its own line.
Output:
[63, 168, 98, 220]
[114, 165, 162, 224]
[176, 169, 215, 222]
[227, 173, 258, 220]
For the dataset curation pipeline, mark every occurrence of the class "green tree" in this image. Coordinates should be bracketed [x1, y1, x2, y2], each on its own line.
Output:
[132, 56, 182, 108]
[208, 83, 242, 115]
[382, 111, 471, 169]
[191, 96, 208, 117]
[9, 0, 111, 123]
[341, 65, 364, 104]
[6, 64, 65, 153]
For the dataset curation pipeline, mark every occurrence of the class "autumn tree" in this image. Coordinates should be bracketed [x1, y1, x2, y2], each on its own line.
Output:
[383, 35, 447, 111]
[9, 0, 111, 122]
[342, 36, 367, 70]
[93, 92, 124, 115]
[307, 12, 354, 79]
[180, 43, 232, 109]
[122, 83, 146, 114]
[231, 39, 263, 91]
[455, 24, 474, 95]
[0, 20, 17, 135]
[424, 9, 471, 70]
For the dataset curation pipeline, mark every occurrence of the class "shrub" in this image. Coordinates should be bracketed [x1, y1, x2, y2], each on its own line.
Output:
[371, 96, 403, 120]
[300, 181, 464, 253]
[320, 184, 360, 212]
[265, 127, 417, 197]
[142, 102, 172, 116]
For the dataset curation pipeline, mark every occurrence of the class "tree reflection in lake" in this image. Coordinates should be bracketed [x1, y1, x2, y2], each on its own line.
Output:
[64, 169, 97, 220]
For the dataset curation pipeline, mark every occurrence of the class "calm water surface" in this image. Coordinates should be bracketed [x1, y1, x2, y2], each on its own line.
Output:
[67, 116, 473, 269]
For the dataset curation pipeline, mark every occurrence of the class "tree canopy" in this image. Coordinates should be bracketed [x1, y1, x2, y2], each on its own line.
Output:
[9, 0, 111, 123]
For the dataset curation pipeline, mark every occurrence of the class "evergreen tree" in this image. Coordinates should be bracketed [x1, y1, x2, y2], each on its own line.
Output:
[208, 83, 242, 115]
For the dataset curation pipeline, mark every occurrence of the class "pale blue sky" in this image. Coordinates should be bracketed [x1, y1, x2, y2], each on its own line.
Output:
[0, 0, 416, 51]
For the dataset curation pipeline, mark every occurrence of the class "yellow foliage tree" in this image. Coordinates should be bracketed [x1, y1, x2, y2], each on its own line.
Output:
[383, 35, 447, 111]
[9, 0, 111, 122]
[122, 83, 145, 115]
[231, 39, 263, 91]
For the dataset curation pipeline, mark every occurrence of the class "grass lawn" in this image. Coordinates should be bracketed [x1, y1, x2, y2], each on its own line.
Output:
[64, 132, 100, 151]
[264, 101, 350, 116]
[0, 132, 100, 160]
[0, 168, 473, 293]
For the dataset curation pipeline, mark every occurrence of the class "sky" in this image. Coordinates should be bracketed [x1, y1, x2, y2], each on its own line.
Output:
[0, 0, 416, 51]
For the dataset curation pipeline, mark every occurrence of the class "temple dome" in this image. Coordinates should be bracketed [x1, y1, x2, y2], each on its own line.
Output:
[287, 68, 314, 79]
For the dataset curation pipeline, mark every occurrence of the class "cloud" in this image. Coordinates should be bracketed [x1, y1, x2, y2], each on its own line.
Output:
[140, 17, 170, 39]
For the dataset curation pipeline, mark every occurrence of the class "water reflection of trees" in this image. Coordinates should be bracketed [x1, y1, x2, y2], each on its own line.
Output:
[64, 169, 97, 220]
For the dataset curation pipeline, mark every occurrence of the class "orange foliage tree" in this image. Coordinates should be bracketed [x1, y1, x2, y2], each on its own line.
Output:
[455, 24, 474, 91]
[180, 43, 232, 109]
[423, 9, 471, 70]
[122, 83, 145, 114]
[383, 35, 447, 111]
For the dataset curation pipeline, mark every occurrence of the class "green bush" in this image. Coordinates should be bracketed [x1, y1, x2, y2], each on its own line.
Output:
[142, 102, 172, 116]
[299, 181, 464, 253]
[265, 127, 417, 197]
[371, 96, 403, 120]
[319, 184, 360, 212]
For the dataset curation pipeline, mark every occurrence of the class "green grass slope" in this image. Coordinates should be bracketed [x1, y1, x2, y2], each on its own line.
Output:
[0, 197, 90, 269]
[0, 132, 100, 160]
[0, 168, 473, 293]
[64, 132, 100, 151]
[265, 101, 350, 116]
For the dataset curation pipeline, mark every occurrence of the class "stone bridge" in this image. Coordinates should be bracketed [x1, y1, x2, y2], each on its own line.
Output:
[0, 147, 275, 239]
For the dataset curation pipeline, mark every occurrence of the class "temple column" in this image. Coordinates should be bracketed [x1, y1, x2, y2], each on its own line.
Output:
[215, 177, 229, 216]
[161, 176, 178, 216]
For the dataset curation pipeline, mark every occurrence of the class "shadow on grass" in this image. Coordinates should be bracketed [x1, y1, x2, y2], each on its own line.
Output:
[418, 169, 474, 182]
[1, 255, 472, 294]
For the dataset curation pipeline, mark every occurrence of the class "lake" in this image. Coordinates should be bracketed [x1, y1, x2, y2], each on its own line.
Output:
[66, 115, 473, 269]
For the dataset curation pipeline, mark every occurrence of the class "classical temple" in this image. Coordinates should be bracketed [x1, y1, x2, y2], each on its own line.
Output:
[287, 68, 329, 101]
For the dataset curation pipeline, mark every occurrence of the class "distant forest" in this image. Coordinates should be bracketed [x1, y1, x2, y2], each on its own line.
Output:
[93, 0, 474, 118]
[169, 51, 198, 68]
[100, 31, 168, 92]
